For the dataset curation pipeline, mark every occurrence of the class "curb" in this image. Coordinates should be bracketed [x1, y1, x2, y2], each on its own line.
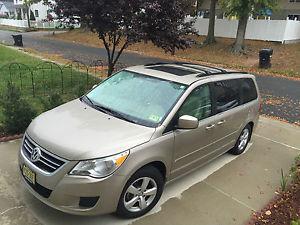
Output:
[0, 134, 23, 143]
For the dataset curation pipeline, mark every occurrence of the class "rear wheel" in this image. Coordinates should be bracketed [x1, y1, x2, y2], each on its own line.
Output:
[229, 124, 252, 155]
[116, 166, 164, 218]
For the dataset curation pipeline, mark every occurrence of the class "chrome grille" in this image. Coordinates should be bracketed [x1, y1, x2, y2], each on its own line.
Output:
[22, 135, 66, 173]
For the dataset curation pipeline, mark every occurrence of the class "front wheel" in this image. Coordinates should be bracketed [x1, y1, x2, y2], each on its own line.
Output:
[116, 166, 164, 218]
[229, 124, 252, 155]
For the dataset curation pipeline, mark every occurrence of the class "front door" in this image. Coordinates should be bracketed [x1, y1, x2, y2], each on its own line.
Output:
[171, 84, 219, 178]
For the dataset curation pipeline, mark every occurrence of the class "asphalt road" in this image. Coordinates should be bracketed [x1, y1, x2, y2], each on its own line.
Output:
[0, 30, 299, 124]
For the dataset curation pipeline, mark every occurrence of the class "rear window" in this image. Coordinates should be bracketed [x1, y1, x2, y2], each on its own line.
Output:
[214, 79, 240, 113]
[240, 78, 258, 104]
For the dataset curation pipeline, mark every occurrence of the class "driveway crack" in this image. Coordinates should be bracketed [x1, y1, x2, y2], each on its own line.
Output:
[0, 206, 24, 216]
[254, 134, 300, 151]
[203, 181, 256, 211]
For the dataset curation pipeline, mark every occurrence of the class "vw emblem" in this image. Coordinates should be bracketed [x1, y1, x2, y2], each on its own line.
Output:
[31, 147, 41, 162]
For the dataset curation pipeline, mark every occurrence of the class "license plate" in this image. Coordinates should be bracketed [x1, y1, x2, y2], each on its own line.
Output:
[22, 164, 36, 185]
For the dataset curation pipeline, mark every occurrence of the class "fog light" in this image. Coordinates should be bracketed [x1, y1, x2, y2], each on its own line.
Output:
[79, 196, 100, 208]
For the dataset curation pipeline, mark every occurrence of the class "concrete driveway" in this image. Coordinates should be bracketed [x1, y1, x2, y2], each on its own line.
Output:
[0, 117, 299, 225]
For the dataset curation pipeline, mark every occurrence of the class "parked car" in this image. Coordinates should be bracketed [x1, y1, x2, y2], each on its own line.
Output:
[19, 62, 260, 218]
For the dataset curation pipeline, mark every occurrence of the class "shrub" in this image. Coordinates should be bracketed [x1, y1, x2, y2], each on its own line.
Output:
[75, 84, 87, 98]
[0, 82, 37, 135]
[290, 155, 300, 182]
[17, 12, 22, 20]
[291, 219, 300, 225]
[40, 92, 64, 111]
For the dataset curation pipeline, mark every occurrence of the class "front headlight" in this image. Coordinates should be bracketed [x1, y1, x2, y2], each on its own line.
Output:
[69, 150, 129, 178]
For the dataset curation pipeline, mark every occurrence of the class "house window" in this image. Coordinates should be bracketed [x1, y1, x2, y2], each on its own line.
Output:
[289, 0, 300, 2]
[34, 10, 39, 17]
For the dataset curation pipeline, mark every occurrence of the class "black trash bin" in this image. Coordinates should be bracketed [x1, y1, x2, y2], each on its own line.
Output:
[259, 48, 273, 69]
[12, 34, 23, 47]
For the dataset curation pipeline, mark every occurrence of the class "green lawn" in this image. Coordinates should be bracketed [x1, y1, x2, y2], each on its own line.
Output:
[0, 45, 42, 67]
[0, 45, 101, 133]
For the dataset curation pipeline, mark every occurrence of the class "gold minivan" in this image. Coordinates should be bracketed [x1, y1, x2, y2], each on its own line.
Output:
[19, 63, 260, 218]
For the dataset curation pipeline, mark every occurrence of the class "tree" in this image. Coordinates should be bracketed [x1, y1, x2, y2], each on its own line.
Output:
[195, 0, 204, 15]
[23, 0, 40, 28]
[203, 0, 218, 45]
[51, 0, 195, 76]
[220, 0, 277, 53]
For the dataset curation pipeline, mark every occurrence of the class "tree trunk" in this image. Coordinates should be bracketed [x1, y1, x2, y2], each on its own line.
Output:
[204, 0, 217, 45]
[232, 14, 248, 53]
[26, 6, 31, 28]
[101, 34, 128, 77]
[107, 62, 114, 77]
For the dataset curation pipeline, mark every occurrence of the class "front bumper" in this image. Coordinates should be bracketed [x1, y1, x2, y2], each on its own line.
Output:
[19, 144, 127, 216]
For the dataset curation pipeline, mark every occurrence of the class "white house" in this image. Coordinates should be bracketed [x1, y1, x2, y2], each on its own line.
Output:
[13, 0, 54, 21]
[0, 0, 79, 28]
[0, 0, 15, 18]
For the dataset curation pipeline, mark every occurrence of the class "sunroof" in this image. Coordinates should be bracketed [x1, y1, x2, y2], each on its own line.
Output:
[147, 65, 197, 76]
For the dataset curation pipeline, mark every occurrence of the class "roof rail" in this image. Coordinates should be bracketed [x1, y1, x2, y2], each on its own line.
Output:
[143, 62, 248, 77]
[196, 71, 249, 77]
[144, 62, 169, 67]
[144, 62, 212, 75]
[174, 62, 227, 73]
[144, 62, 226, 75]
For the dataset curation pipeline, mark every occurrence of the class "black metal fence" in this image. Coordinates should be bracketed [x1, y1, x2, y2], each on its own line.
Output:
[0, 60, 128, 97]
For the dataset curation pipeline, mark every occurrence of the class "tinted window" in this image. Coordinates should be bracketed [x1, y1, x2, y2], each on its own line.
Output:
[178, 85, 212, 120]
[214, 80, 240, 113]
[240, 78, 258, 104]
[147, 65, 197, 76]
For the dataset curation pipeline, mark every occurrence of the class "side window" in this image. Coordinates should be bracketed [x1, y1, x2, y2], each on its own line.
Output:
[178, 85, 212, 121]
[214, 79, 240, 113]
[240, 78, 258, 104]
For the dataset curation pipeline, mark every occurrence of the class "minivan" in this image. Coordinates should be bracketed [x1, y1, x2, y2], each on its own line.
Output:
[19, 62, 260, 218]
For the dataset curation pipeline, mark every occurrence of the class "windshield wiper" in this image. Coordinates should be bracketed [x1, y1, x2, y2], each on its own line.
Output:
[92, 104, 114, 115]
[81, 96, 112, 115]
[96, 105, 139, 124]
[110, 110, 139, 124]
[81, 95, 94, 106]
[81, 96, 138, 124]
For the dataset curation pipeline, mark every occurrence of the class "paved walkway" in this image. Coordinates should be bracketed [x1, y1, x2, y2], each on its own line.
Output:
[0, 30, 299, 124]
[0, 117, 299, 225]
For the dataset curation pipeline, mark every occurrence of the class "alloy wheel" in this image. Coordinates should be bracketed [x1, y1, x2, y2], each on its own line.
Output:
[238, 128, 250, 151]
[123, 177, 158, 212]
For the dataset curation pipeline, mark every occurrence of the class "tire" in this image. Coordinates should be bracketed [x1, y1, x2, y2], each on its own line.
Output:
[229, 124, 252, 155]
[116, 166, 164, 218]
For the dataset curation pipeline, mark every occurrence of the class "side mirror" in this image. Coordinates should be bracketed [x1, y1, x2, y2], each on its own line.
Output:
[177, 115, 199, 130]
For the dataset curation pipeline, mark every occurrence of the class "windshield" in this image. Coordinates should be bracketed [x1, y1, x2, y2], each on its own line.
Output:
[86, 70, 187, 127]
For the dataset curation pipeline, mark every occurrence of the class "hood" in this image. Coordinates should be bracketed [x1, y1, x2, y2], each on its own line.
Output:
[27, 99, 155, 160]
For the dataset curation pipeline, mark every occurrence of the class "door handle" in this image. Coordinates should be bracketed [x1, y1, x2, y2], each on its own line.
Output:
[206, 124, 215, 130]
[217, 120, 226, 125]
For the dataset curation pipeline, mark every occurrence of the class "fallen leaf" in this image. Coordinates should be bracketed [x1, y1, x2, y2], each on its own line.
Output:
[265, 210, 272, 216]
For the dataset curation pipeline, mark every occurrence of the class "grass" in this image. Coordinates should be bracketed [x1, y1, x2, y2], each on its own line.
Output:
[0, 25, 69, 33]
[291, 219, 300, 225]
[0, 45, 101, 134]
[0, 45, 41, 66]
[0, 25, 25, 33]
[50, 29, 300, 78]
